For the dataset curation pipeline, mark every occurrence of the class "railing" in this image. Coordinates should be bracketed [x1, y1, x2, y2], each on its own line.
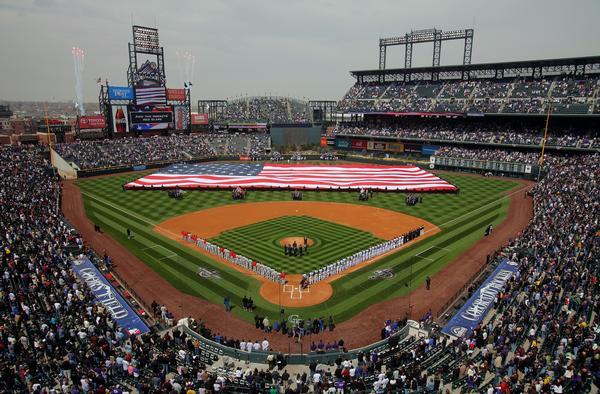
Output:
[181, 323, 410, 364]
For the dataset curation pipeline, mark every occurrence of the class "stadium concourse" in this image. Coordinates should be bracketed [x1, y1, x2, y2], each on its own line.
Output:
[0, 126, 596, 392]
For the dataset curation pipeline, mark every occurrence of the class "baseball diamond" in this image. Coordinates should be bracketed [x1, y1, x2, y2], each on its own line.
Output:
[77, 169, 519, 321]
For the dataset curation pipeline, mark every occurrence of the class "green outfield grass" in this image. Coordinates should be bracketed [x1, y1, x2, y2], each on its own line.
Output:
[210, 216, 383, 273]
[77, 168, 519, 325]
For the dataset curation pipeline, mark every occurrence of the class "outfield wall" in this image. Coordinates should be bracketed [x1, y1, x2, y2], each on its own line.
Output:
[270, 126, 321, 147]
[181, 322, 426, 364]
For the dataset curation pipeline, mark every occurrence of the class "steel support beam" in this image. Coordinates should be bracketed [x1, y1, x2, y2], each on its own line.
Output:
[404, 37, 413, 69]
[463, 29, 474, 65]
[379, 43, 386, 71]
[432, 30, 442, 67]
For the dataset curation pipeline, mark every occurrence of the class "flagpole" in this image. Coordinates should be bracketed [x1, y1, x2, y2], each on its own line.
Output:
[537, 100, 552, 181]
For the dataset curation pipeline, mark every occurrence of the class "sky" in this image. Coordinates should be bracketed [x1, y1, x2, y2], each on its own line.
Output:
[0, 0, 599, 104]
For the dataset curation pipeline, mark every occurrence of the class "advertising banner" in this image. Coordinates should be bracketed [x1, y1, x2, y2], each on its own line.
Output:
[228, 122, 267, 130]
[108, 86, 134, 101]
[173, 106, 189, 130]
[441, 259, 519, 338]
[78, 115, 107, 129]
[166, 88, 186, 101]
[385, 142, 404, 152]
[422, 145, 441, 155]
[130, 105, 172, 131]
[320, 137, 328, 147]
[403, 143, 422, 153]
[71, 257, 149, 334]
[191, 113, 209, 125]
[368, 141, 387, 151]
[351, 139, 368, 149]
[111, 105, 129, 133]
[335, 139, 350, 149]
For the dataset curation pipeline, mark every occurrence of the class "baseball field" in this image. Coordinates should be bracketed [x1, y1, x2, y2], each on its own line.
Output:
[73, 165, 524, 329]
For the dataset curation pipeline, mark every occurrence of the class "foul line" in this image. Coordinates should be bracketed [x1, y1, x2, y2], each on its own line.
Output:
[415, 255, 434, 261]
[423, 182, 532, 236]
[82, 191, 179, 239]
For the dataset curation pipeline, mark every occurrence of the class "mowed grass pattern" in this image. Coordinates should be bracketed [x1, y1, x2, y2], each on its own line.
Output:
[80, 171, 515, 227]
[210, 216, 383, 273]
[77, 167, 520, 324]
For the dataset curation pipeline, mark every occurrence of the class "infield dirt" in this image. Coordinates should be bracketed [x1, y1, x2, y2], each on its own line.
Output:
[155, 201, 438, 307]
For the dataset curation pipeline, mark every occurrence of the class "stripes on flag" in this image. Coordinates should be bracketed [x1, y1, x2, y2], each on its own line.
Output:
[135, 87, 166, 105]
[125, 163, 458, 192]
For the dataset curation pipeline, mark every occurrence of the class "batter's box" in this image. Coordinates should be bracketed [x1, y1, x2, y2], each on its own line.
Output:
[283, 285, 309, 300]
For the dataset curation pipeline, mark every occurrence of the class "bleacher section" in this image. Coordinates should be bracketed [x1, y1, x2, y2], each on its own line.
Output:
[337, 75, 600, 115]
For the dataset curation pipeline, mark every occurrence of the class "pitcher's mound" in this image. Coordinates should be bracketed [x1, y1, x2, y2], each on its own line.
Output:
[279, 237, 314, 247]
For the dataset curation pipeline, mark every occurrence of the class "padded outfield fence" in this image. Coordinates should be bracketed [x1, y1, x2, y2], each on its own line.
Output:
[181, 323, 412, 365]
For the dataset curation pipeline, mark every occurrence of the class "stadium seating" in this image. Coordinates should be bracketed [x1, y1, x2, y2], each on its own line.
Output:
[1, 138, 597, 392]
[332, 119, 599, 150]
[54, 133, 271, 170]
[216, 97, 311, 124]
[336, 75, 600, 114]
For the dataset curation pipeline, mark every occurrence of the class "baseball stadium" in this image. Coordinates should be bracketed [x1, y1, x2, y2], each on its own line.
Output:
[1, 2, 599, 393]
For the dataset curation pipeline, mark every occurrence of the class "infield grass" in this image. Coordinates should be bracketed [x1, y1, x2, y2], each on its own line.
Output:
[210, 216, 383, 273]
[78, 168, 519, 324]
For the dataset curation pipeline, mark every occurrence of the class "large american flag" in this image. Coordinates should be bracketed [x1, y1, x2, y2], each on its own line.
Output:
[135, 87, 166, 105]
[125, 163, 457, 191]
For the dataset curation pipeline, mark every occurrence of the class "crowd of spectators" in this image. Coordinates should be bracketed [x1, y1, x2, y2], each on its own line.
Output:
[435, 146, 541, 164]
[217, 97, 311, 124]
[55, 133, 272, 170]
[332, 120, 599, 149]
[1, 138, 598, 393]
[336, 75, 600, 114]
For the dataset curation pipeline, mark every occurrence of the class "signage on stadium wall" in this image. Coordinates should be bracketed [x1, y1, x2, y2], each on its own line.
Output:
[71, 257, 150, 334]
[108, 86, 134, 101]
[133, 25, 160, 52]
[367, 141, 387, 151]
[228, 122, 268, 130]
[111, 105, 130, 133]
[173, 106, 189, 130]
[78, 115, 107, 129]
[191, 113, 209, 125]
[385, 142, 404, 152]
[403, 143, 422, 153]
[326, 138, 335, 146]
[166, 88, 186, 101]
[130, 111, 173, 124]
[441, 259, 519, 338]
[421, 145, 441, 156]
[320, 137, 328, 147]
[130, 105, 173, 131]
[335, 139, 350, 149]
[351, 140, 368, 149]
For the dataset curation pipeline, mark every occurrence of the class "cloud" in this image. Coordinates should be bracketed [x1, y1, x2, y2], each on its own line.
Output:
[0, 0, 599, 103]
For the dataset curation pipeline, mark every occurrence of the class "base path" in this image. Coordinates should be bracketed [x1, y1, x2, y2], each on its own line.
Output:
[156, 201, 438, 307]
[62, 178, 533, 351]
